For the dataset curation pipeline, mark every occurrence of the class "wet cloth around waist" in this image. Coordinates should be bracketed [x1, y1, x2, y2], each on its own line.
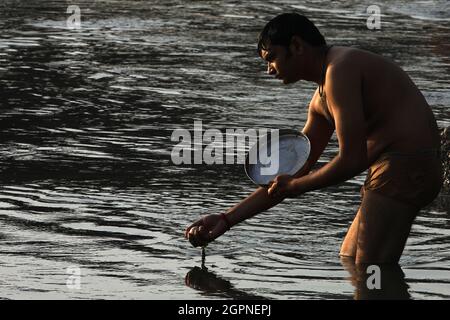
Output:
[363, 149, 443, 209]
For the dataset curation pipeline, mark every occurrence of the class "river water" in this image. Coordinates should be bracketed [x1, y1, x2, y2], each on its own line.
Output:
[0, 0, 449, 299]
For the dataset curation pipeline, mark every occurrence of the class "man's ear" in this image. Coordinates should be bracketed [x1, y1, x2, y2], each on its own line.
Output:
[290, 35, 304, 55]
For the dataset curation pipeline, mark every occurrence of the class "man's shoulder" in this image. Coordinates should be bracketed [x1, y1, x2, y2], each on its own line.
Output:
[328, 48, 361, 75]
[325, 48, 366, 89]
[329, 46, 378, 68]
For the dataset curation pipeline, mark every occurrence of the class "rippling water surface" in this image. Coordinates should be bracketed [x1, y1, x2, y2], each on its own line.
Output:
[0, 0, 449, 299]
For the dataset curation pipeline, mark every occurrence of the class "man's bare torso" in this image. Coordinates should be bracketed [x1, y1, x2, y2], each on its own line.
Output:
[310, 46, 440, 165]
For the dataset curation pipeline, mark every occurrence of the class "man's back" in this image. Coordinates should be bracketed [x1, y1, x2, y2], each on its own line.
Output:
[313, 46, 441, 164]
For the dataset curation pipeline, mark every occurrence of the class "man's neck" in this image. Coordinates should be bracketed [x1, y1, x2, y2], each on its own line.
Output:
[306, 45, 330, 86]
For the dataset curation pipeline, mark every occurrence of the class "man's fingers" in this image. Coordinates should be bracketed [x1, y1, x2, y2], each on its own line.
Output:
[187, 226, 211, 247]
[267, 182, 278, 197]
[197, 226, 211, 242]
[187, 227, 201, 247]
[184, 219, 203, 238]
[185, 227, 192, 239]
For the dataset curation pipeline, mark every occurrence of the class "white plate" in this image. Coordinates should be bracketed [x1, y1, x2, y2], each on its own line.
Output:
[245, 129, 310, 186]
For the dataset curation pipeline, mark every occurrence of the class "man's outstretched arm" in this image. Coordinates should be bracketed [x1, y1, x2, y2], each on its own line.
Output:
[185, 107, 334, 247]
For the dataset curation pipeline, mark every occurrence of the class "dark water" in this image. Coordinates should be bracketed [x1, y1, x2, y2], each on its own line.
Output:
[0, 0, 449, 299]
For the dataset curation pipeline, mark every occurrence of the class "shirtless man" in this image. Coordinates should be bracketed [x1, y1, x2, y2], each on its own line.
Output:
[185, 13, 443, 264]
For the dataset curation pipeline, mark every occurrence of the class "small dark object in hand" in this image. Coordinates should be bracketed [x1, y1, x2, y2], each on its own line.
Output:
[201, 246, 206, 270]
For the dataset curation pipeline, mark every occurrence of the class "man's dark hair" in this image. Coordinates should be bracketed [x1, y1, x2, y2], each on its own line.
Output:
[257, 13, 326, 57]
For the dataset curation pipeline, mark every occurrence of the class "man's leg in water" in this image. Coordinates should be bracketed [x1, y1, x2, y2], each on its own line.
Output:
[339, 190, 418, 263]
[355, 190, 418, 264]
[340, 207, 361, 258]
[339, 193, 418, 262]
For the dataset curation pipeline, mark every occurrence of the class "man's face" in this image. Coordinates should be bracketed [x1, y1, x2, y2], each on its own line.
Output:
[261, 44, 302, 84]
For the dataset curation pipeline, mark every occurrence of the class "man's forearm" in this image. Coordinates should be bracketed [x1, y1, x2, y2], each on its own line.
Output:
[220, 153, 319, 226]
[223, 158, 317, 227]
[293, 154, 367, 195]
[224, 187, 285, 226]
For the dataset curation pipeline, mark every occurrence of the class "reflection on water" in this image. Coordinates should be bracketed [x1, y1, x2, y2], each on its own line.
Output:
[185, 266, 267, 300]
[0, 0, 449, 299]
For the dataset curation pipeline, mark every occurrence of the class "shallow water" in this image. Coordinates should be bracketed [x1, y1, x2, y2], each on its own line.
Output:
[0, 0, 449, 299]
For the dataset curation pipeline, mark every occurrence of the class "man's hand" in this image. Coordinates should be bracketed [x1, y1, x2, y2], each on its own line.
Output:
[185, 213, 229, 247]
[267, 174, 299, 198]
